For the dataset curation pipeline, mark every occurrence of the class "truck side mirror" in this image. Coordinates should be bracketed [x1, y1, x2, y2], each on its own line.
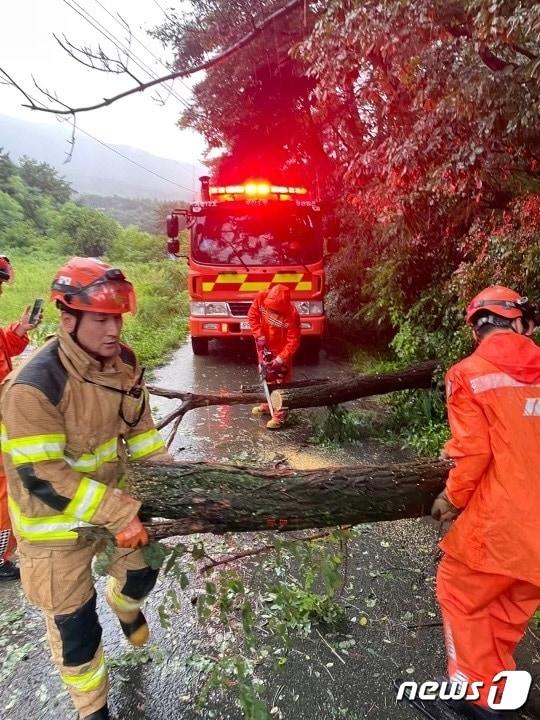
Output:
[166, 211, 188, 238]
[166, 214, 179, 238]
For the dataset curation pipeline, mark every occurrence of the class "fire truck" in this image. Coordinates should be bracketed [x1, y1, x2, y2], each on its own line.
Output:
[166, 176, 326, 360]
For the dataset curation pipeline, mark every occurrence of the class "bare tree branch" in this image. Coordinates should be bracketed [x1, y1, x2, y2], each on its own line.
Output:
[1, 0, 304, 117]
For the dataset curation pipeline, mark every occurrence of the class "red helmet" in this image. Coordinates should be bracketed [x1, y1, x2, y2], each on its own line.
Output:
[466, 285, 527, 325]
[264, 284, 291, 313]
[0, 255, 14, 283]
[50, 257, 136, 315]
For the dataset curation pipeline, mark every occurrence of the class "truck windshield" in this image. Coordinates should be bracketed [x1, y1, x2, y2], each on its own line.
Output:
[191, 205, 322, 266]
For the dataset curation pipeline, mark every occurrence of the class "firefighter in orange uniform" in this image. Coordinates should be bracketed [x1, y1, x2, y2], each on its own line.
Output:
[248, 284, 301, 429]
[0, 255, 42, 581]
[431, 286, 540, 719]
[1, 258, 172, 720]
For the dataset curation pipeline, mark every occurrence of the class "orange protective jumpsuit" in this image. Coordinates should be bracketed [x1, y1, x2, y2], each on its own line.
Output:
[437, 331, 540, 708]
[247, 287, 301, 374]
[0, 322, 29, 565]
[247, 286, 301, 425]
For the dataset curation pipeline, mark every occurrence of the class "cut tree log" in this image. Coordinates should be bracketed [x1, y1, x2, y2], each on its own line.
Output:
[271, 361, 437, 411]
[128, 458, 451, 540]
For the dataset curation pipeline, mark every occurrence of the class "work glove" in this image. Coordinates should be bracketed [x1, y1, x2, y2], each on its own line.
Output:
[115, 516, 149, 549]
[265, 358, 288, 382]
[431, 490, 460, 523]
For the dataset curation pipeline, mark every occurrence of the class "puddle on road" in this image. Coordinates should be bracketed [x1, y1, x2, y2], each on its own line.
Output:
[149, 338, 400, 469]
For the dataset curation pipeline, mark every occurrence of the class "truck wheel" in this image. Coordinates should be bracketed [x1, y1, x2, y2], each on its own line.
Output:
[301, 337, 321, 364]
[191, 337, 209, 355]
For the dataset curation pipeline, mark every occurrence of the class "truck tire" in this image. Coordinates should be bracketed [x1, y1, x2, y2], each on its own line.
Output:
[191, 337, 209, 355]
[300, 337, 321, 364]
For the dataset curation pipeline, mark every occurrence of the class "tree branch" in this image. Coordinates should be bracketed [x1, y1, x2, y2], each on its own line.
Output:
[1, 0, 304, 117]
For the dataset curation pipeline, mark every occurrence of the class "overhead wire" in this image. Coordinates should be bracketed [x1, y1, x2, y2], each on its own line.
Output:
[60, 0, 201, 191]
[73, 125, 195, 193]
[20, 87, 194, 194]
[90, 0, 194, 99]
[62, 0, 191, 110]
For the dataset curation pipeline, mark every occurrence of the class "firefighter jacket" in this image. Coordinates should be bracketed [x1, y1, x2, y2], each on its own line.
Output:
[247, 290, 301, 364]
[1, 326, 169, 548]
[0, 322, 29, 381]
[440, 331, 540, 585]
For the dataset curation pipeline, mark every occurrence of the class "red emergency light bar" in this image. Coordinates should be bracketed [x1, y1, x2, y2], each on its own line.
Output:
[209, 182, 308, 200]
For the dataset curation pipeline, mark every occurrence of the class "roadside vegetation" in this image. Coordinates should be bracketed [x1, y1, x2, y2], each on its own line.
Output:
[0, 153, 188, 368]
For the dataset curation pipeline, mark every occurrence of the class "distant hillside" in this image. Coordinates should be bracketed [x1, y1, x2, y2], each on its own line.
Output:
[0, 114, 205, 201]
[77, 194, 186, 234]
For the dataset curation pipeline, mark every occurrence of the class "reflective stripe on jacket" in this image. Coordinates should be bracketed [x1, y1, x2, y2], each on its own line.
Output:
[440, 332, 540, 585]
[1, 327, 169, 546]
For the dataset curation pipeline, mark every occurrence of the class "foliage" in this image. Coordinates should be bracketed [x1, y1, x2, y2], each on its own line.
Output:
[299, 0, 540, 338]
[152, 528, 349, 720]
[18, 156, 71, 205]
[0, 252, 188, 370]
[151, 1, 332, 186]
[77, 194, 188, 235]
[53, 202, 120, 257]
[108, 225, 167, 264]
[310, 405, 372, 446]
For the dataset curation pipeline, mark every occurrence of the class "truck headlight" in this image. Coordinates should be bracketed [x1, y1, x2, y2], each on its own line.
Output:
[190, 301, 229, 316]
[190, 302, 206, 316]
[204, 302, 229, 316]
[294, 301, 324, 315]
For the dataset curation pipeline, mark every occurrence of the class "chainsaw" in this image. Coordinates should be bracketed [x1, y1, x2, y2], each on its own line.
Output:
[259, 347, 275, 415]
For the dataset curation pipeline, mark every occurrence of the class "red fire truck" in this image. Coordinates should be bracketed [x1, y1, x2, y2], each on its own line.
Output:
[166, 176, 326, 360]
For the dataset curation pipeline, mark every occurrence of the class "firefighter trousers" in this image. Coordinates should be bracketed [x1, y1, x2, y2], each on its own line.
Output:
[0, 470, 16, 563]
[437, 553, 540, 708]
[19, 539, 159, 718]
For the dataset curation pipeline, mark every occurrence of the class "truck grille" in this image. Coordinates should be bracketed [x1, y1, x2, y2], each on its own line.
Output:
[228, 302, 251, 317]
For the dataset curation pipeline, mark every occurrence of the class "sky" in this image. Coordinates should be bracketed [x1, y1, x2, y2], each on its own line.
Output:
[0, 0, 207, 165]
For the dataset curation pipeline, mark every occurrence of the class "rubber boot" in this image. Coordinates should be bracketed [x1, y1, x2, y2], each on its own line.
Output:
[251, 403, 270, 416]
[80, 704, 110, 719]
[118, 609, 149, 647]
[266, 409, 287, 430]
[0, 560, 20, 581]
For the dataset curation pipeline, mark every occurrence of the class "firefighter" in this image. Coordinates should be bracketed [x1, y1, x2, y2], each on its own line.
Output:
[1, 257, 172, 720]
[431, 286, 540, 719]
[248, 284, 301, 429]
[0, 255, 42, 581]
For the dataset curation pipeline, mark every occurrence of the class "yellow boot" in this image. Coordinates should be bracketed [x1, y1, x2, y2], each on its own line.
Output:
[266, 409, 287, 430]
[251, 403, 270, 416]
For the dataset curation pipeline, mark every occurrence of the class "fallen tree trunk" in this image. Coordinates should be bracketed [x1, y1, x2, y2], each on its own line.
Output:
[148, 362, 438, 442]
[128, 458, 451, 540]
[240, 378, 332, 394]
[271, 361, 438, 411]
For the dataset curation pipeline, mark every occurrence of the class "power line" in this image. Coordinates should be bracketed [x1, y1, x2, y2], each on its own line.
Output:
[91, 0, 194, 99]
[16, 87, 194, 193]
[73, 124, 195, 194]
[62, 0, 191, 110]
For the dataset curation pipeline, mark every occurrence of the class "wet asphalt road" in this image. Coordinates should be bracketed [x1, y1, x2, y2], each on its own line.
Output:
[1, 338, 539, 720]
